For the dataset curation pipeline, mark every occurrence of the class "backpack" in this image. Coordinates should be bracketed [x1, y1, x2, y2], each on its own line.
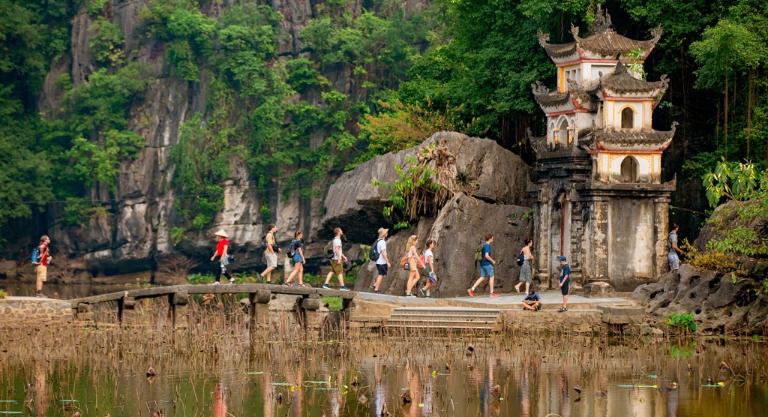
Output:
[324, 240, 335, 259]
[369, 239, 382, 262]
[517, 251, 525, 266]
[31, 247, 40, 265]
[474, 243, 483, 265]
[288, 240, 297, 257]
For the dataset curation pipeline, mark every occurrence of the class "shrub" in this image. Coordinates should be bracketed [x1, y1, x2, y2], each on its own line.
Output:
[0, 289, 7, 299]
[667, 312, 697, 333]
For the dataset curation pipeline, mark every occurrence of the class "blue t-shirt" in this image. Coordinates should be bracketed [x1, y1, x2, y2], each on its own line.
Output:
[524, 292, 541, 302]
[560, 264, 571, 284]
[480, 242, 492, 266]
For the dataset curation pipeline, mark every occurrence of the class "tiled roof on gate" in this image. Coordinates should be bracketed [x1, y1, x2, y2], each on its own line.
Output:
[601, 63, 668, 96]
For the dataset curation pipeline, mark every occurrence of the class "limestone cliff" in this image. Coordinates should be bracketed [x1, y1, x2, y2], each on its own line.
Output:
[27, 0, 378, 280]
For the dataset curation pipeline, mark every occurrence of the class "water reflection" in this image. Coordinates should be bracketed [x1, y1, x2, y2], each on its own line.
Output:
[0, 339, 766, 417]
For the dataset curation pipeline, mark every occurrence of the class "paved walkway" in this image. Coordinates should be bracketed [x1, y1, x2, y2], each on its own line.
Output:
[356, 290, 633, 309]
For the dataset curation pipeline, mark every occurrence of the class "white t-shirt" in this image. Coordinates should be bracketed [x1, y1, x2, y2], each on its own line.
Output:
[424, 249, 433, 263]
[375, 239, 387, 265]
[332, 237, 342, 261]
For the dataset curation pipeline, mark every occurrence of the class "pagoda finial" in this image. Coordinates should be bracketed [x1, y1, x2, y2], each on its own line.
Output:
[592, 4, 613, 33]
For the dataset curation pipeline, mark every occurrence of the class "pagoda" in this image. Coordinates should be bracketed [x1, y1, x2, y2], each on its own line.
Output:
[528, 6, 676, 290]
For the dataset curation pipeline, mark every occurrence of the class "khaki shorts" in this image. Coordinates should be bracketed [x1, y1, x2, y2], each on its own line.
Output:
[331, 260, 343, 275]
[265, 252, 278, 268]
[36, 265, 48, 283]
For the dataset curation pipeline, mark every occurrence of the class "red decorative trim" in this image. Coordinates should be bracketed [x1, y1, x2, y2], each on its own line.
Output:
[545, 109, 590, 117]
[603, 95, 654, 102]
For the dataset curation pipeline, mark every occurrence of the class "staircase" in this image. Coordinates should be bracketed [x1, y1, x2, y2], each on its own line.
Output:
[384, 307, 501, 332]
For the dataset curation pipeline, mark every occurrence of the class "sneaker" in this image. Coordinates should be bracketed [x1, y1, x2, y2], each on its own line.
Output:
[408, 294, 416, 298]
[339, 286, 350, 292]
[213, 281, 221, 285]
[322, 284, 330, 289]
[425, 289, 431, 297]
[467, 289, 475, 297]
[490, 293, 499, 298]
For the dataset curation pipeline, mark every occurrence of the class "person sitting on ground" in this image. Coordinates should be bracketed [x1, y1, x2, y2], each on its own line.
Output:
[558, 255, 570, 312]
[521, 287, 542, 311]
[323, 227, 349, 291]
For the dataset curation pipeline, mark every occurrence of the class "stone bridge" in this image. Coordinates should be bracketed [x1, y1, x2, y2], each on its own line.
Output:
[70, 284, 356, 333]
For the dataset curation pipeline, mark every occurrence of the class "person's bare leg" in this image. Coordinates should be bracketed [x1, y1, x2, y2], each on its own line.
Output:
[298, 265, 304, 285]
[286, 267, 297, 284]
[470, 277, 485, 291]
[373, 275, 383, 292]
[324, 271, 333, 285]
[489, 276, 495, 294]
[337, 273, 345, 287]
[525, 281, 530, 294]
[563, 295, 568, 310]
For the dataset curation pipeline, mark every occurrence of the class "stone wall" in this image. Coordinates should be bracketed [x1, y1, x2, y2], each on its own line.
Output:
[0, 298, 73, 328]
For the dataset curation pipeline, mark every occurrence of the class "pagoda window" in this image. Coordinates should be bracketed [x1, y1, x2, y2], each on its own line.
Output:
[620, 156, 639, 183]
[555, 118, 569, 148]
[621, 107, 634, 129]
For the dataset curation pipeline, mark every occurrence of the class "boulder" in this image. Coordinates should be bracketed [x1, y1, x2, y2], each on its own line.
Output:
[583, 281, 614, 297]
[631, 263, 768, 335]
[0, 260, 17, 279]
[321, 132, 530, 243]
[352, 193, 533, 297]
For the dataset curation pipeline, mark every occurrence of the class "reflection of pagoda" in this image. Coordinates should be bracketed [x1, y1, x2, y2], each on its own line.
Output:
[528, 6, 676, 290]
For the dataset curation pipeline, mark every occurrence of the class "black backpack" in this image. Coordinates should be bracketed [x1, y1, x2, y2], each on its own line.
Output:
[288, 240, 298, 257]
[325, 240, 335, 259]
[369, 239, 382, 262]
[517, 251, 525, 266]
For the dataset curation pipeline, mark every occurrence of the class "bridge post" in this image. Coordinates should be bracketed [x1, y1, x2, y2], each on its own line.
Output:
[249, 289, 272, 334]
[301, 294, 325, 338]
[169, 290, 189, 329]
[118, 296, 136, 326]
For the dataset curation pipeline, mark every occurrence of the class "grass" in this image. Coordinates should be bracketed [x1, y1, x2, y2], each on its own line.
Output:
[667, 312, 697, 333]
[321, 296, 343, 312]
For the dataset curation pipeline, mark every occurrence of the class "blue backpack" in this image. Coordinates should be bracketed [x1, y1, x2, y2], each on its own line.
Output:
[31, 248, 41, 265]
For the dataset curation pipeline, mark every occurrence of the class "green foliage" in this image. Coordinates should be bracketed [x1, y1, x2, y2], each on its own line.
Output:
[170, 227, 186, 246]
[140, 0, 216, 81]
[90, 18, 125, 68]
[86, 0, 108, 17]
[355, 98, 457, 165]
[172, 114, 228, 229]
[667, 312, 697, 333]
[703, 160, 765, 207]
[690, 19, 766, 90]
[0, 289, 6, 299]
[706, 226, 768, 257]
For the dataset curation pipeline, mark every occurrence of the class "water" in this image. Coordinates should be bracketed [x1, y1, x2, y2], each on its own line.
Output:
[1, 331, 766, 417]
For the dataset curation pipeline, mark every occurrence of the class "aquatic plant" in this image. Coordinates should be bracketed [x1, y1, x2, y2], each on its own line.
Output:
[667, 312, 697, 333]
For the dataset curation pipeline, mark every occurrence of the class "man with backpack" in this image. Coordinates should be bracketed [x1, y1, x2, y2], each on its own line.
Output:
[467, 234, 497, 298]
[33, 235, 51, 297]
[323, 227, 349, 291]
[371, 228, 390, 293]
[260, 224, 279, 283]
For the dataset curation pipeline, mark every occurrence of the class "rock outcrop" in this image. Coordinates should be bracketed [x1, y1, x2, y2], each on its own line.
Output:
[321, 131, 530, 243]
[632, 264, 768, 335]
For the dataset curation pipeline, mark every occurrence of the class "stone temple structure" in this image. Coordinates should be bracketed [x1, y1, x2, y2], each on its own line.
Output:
[529, 8, 676, 290]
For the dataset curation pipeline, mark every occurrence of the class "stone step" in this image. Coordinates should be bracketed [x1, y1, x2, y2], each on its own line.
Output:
[386, 322, 497, 330]
[388, 316, 499, 324]
[390, 312, 499, 320]
[392, 307, 501, 316]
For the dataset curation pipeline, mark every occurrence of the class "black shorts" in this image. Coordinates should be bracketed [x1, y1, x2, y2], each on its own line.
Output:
[376, 264, 388, 276]
[561, 281, 570, 295]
